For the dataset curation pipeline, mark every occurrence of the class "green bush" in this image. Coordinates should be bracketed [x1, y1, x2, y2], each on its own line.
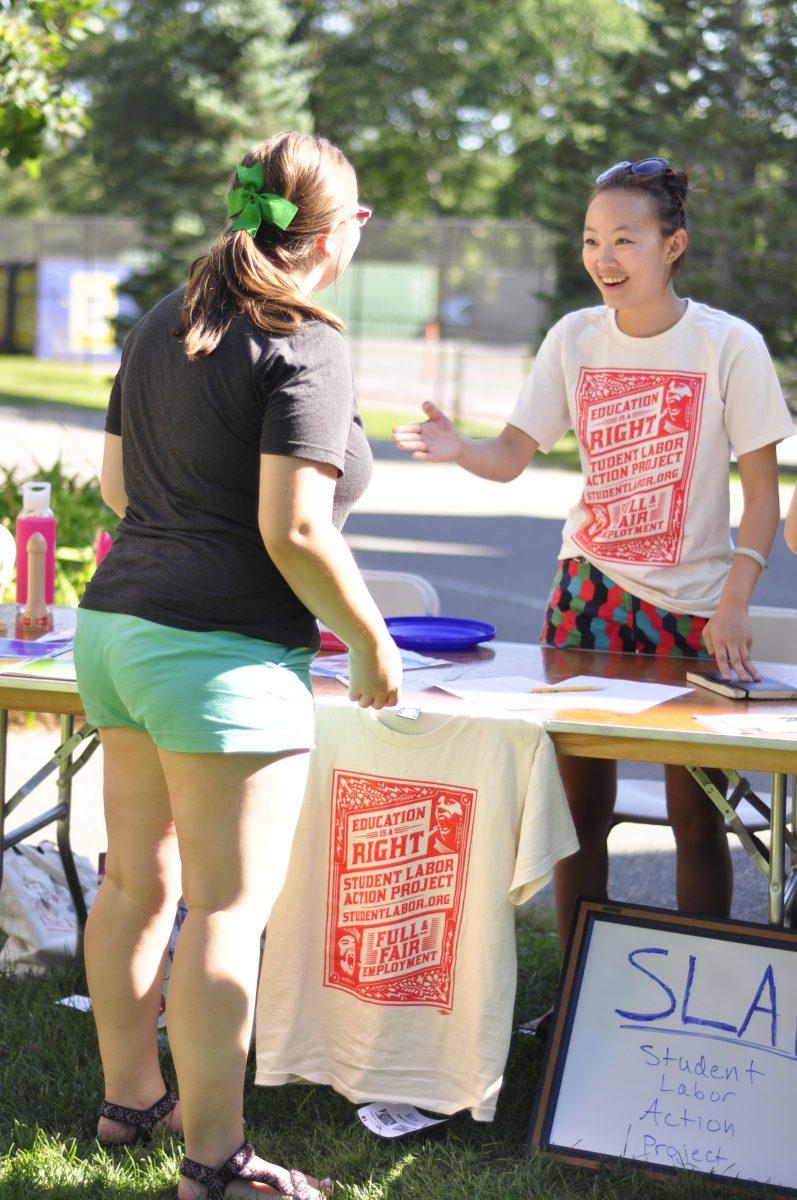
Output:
[0, 462, 115, 607]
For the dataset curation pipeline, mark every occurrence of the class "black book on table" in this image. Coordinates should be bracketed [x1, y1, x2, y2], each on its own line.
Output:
[686, 669, 797, 701]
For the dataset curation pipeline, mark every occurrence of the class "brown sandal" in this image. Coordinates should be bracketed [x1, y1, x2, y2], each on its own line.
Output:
[99, 1086, 180, 1143]
[179, 1141, 333, 1199]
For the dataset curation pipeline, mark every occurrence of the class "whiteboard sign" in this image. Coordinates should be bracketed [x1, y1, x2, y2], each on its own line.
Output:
[529, 902, 797, 1196]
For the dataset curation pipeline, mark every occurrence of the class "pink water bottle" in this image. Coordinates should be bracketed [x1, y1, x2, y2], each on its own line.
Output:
[15, 481, 57, 607]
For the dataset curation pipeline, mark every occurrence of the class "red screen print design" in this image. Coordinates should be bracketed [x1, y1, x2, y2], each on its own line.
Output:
[324, 770, 476, 1010]
[572, 368, 705, 566]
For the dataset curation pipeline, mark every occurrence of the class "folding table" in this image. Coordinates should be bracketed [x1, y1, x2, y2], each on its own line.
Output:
[2, 615, 795, 929]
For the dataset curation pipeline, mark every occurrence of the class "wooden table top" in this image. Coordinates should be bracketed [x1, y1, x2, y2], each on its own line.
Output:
[312, 642, 797, 773]
[2, 610, 796, 773]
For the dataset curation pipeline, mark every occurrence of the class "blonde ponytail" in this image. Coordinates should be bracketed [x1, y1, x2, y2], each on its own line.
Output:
[179, 133, 353, 359]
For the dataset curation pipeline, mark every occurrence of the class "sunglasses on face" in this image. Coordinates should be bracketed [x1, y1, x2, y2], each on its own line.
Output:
[353, 207, 372, 227]
[595, 157, 671, 185]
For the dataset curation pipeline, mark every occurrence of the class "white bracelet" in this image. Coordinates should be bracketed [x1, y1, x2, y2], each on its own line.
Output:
[733, 546, 767, 571]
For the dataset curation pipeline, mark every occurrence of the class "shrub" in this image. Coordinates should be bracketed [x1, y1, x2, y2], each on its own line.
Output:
[0, 463, 115, 606]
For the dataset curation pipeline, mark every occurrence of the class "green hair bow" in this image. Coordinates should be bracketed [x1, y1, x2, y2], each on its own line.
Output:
[226, 162, 299, 236]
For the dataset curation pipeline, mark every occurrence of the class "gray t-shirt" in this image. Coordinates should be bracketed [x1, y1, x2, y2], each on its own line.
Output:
[81, 288, 373, 648]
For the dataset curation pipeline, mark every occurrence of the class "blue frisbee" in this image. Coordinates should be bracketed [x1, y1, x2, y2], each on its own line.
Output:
[385, 616, 496, 652]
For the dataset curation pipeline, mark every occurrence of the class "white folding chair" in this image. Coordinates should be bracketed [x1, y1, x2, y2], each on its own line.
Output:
[359, 569, 441, 618]
[747, 605, 797, 665]
[613, 604, 797, 835]
[613, 778, 770, 833]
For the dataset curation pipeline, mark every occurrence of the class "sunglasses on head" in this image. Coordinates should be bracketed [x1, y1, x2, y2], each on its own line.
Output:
[595, 157, 671, 185]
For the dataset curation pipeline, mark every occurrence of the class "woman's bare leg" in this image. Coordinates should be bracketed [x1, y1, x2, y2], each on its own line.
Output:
[665, 764, 732, 916]
[159, 748, 311, 1200]
[84, 728, 184, 1142]
[552, 755, 617, 950]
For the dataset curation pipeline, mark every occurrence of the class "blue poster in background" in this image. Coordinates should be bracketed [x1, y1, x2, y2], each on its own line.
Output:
[35, 260, 137, 364]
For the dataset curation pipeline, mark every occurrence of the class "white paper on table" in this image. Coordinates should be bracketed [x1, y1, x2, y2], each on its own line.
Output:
[356, 1102, 447, 1138]
[311, 649, 449, 680]
[435, 674, 691, 714]
[41, 628, 75, 643]
[434, 675, 556, 709]
[696, 710, 797, 739]
[56, 994, 93, 1012]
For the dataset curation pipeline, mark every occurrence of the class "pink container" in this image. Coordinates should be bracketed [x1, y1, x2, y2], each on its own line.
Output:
[94, 529, 113, 567]
[15, 481, 57, 606]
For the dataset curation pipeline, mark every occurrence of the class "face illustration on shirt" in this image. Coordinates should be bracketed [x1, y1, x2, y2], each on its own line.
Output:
[660, 379, 693, 433]
[337, 933, 358, 977]
[430, 795, 464, 853]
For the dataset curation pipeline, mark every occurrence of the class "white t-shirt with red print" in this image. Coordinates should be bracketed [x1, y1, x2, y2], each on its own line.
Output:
[255, 703, 578, 1121]
[508, 301, 794, 616]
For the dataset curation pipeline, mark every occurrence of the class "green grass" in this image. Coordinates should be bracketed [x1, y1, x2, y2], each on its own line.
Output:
[0, 914, 757, 1199]
[0, 355, 566, 457]
[1, 355, 793, 479]
[361, 408, 498, 443]
[0, 356, 497, 444]
[0, 356, 115, 411]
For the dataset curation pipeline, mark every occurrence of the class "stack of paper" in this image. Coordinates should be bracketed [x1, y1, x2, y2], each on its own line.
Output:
[0, 650, 76, 690]
[696, 711, 797, 740]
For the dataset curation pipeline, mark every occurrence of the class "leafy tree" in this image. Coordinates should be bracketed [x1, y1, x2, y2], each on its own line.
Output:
[289, 0, 644, 218]
[63, 0, 311, 318]
[0, 0, 115, 166]
[502, 0, 797, 353]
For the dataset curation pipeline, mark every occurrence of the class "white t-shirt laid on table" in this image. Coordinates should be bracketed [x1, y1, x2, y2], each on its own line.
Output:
[508, 301, 794, 616]
[255, 703, 578, 1121]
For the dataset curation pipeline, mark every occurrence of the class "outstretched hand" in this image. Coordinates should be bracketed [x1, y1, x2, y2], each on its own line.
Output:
[392, 401, 464, 463]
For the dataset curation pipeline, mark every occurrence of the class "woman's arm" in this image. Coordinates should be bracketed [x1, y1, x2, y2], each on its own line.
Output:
[100, 433, 128, 518]
[785, 486, 797, 554]
[393, 401, 539, 482]
[259, 454, 402, 709]
[702, 443, 781, 680]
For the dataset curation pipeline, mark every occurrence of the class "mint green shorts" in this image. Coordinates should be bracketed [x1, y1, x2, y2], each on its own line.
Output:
[74, 609, 315, 754]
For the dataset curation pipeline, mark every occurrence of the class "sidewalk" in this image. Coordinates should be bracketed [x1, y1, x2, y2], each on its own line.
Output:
[1, 402, 795, 523]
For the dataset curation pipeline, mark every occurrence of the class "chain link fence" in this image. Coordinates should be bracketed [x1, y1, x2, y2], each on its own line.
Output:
[1, 215, 794, 422]
[0, 216, 554, 420]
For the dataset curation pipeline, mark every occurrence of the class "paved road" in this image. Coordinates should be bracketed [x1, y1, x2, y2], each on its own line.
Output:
[350, 444, 797, 642]
[2, 402, 794, 926]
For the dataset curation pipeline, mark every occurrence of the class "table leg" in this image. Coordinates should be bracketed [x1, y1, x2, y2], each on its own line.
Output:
[55, 714, 88, 934]
[686, 766, 770, 878]
[0, 708, 7, 897]
[784, 775, 797, 927]
[768, 772, 786, 926]
[686, 765, 797, 926]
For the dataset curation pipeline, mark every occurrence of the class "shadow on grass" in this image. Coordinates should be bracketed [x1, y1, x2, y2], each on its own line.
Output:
[0, 394, 107, 428]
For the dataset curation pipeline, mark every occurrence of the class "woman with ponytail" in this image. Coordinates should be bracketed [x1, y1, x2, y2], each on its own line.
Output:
[75, 132, 400, 1198]
[395, 157, 793, 957]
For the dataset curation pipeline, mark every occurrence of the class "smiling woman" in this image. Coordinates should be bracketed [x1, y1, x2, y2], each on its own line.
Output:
[582, 160, 689, 336]
[392, 154, 795, 957]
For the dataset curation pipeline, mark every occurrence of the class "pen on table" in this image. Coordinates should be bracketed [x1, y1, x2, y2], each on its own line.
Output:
[335, 674, 350, 687]
[528, 685, 604, 694]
